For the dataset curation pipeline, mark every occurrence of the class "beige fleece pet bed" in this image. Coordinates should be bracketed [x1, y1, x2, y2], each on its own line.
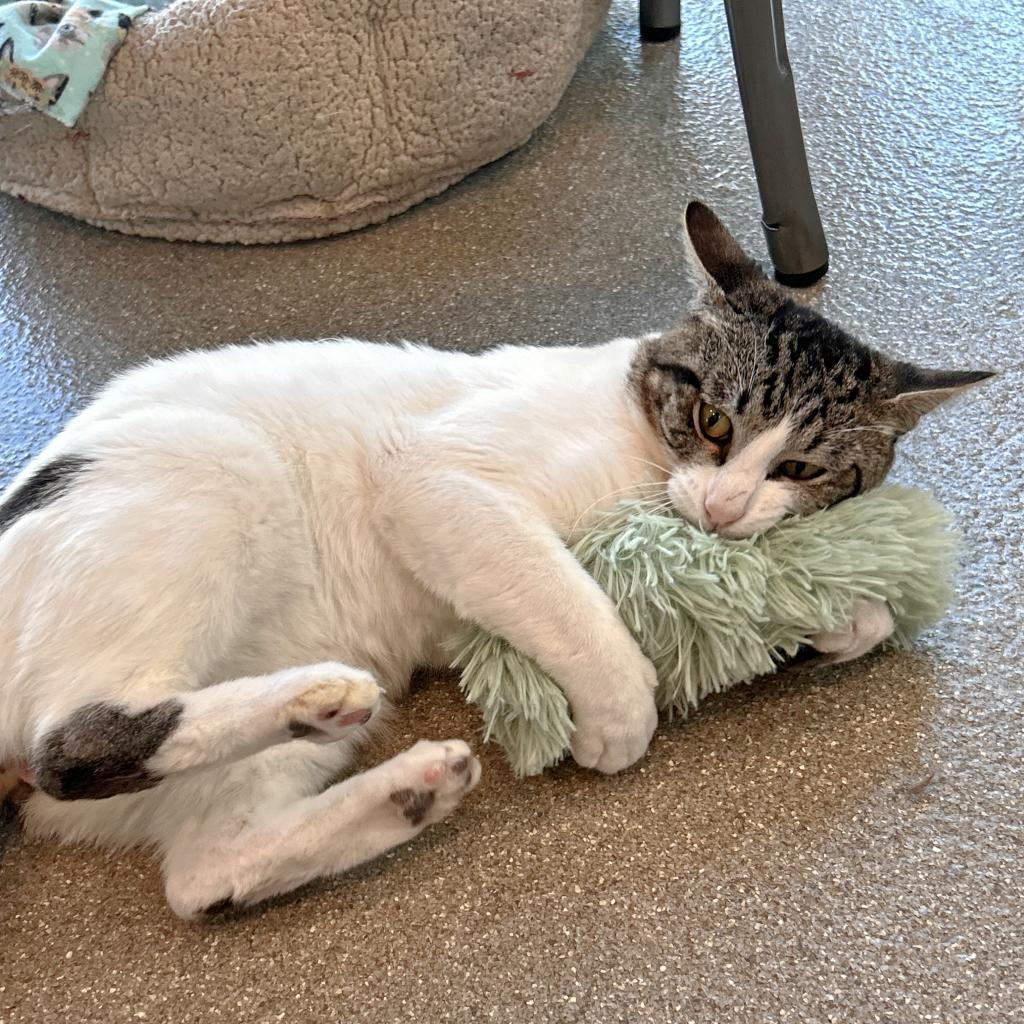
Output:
[0, 0, 609, 243]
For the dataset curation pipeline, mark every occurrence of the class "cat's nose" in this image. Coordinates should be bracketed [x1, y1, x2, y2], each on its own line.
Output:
[703, 500, 742, 531]
[703, 487, 751, 531]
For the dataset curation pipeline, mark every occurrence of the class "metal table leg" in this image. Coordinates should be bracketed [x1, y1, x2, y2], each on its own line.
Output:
[639, 0, 680, 42]
[723, 0, 829, 285]
[638, 0, 829, 285]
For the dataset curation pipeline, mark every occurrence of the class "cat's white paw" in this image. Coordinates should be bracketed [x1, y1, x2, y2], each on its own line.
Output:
[281, 663, 383, 742]
[811, 600, 895, 665]
[385, 739, 481, 829]
[570, 661, 659, 775]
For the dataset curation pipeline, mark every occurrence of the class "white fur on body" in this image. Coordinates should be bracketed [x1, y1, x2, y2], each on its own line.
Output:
[0, 337, 674, 916]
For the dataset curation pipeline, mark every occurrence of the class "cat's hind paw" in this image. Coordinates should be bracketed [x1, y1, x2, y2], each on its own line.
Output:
[282, 663, 383, 742]
[386, 739, 481, 829]
[811, 600, 895, 665]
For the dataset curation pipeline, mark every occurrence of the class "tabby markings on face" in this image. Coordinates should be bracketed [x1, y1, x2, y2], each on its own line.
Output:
[629, 202, 994, 538]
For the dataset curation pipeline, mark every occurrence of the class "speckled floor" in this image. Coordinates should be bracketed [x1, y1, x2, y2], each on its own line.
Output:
[1, 2, 1022, 1022]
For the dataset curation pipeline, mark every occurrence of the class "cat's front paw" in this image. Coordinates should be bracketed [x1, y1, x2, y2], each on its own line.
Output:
[811, 599, 895, 665]
[570, 661, 658, 775]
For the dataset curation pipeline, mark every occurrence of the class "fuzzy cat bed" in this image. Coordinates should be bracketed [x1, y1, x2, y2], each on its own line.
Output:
[0, 0, 609, 243]
[451, 486, 958, 777]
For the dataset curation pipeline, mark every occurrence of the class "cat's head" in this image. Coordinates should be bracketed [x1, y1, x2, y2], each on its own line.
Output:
[630, 202, 994, 537]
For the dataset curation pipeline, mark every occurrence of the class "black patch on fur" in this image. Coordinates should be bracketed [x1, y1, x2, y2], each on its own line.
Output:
[0, 455, 93, 538]
[389, 787, 435, 826]
[287, 720, 319, 739]
[34, 700, 184, 801]
[652, 361, 701, 393]
[735, 387, 750, 415]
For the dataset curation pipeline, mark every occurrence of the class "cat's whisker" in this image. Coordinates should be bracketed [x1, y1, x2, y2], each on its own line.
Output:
[644, 500, 677, 517]
[567, 481, 668, 540]
[830, 425, 898, 438]
[585, 434, 672, 478]
[624, 454, 674, 476]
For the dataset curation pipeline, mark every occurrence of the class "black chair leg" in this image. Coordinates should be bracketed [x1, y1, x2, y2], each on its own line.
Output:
[639, 0, 681, 42]
[723, 0, 829, 285]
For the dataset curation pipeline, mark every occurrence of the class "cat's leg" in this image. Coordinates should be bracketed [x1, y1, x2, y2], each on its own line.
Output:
[162, 738, 481, 919]
[811, 599, 895, 664]
[30, 662, 384, 801]
[10, 411, 378, 801]
[381, 469, 658, 775]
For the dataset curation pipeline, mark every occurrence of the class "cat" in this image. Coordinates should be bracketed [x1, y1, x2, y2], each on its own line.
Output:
[0, 202, 991, 919]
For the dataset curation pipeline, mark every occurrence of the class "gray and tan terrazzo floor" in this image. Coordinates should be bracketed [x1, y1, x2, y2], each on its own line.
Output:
[1, 1, 1021, 1021]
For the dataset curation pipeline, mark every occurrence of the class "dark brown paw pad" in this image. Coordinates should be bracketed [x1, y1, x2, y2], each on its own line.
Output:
[389, 787, 436, 826]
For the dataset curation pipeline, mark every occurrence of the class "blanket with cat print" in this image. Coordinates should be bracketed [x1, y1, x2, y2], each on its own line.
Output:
[0, 0, 148, 126]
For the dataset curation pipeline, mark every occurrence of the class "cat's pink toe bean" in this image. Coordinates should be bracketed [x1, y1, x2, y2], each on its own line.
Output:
[316, 706, 366, 723]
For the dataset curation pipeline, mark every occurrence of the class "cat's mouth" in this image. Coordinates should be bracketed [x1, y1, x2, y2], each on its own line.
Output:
[668, 490, 789, 539]
[684, 510, 781, 539]
[666, 465, 796, 540]
[707, 515, 782, 540]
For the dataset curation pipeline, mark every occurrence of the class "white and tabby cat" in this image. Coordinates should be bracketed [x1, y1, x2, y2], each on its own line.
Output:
[0, 204, 991, 918]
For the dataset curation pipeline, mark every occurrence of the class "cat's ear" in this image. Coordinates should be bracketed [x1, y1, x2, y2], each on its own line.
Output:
[682, 201, 770, 304]
[880, 362, 995, 433]
[42, 74, 69, 106]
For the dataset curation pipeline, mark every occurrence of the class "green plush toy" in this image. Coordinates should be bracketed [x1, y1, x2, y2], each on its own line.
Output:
[451, 486, 958, 777]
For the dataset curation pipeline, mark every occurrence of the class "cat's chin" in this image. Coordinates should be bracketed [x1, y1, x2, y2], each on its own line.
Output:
[714, 517, 782, 540]
[673, 508, 785, 540]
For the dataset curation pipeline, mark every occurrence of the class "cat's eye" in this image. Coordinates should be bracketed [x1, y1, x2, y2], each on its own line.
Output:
[776, 459, 825, 481]
[697, 401, 733, 444]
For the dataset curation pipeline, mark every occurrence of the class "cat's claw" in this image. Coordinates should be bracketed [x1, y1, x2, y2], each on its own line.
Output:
[811, 599, 895, 665]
